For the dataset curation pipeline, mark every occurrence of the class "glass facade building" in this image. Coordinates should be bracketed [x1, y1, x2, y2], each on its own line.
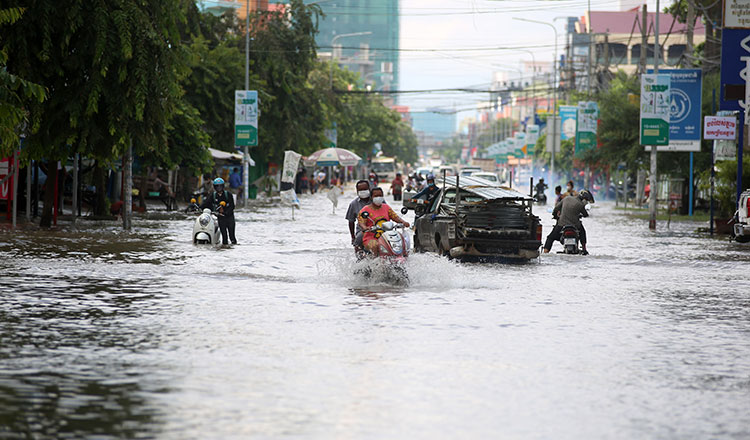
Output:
[313, 0, 400, 93]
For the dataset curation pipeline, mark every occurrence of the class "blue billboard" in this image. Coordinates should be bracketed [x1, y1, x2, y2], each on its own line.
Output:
[720, 28, 750, 112]
[648, 68, 702, 151]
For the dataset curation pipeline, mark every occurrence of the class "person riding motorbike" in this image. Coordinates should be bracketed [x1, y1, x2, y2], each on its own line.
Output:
[200, 177, 237, 245]
[346, 180, 371, 250]
[410, 174, 441, 215]
[357, 187, 410, 256]
[543, 189, 594, 255]
[534, 178, 548, 202]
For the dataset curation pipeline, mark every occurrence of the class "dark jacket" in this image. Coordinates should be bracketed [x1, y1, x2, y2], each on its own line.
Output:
[553, 195, 588, 227]
[200, 190, 235, 217]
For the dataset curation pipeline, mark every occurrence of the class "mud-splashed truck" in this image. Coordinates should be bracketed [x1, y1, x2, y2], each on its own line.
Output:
[402, 175, 542, 261]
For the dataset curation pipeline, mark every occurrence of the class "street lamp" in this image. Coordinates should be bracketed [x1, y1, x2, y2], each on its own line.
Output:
[329, 31, 373, 90]
[513, 17, 558, 183]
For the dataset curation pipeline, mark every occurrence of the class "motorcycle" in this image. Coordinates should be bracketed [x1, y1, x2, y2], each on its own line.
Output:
[534, 191, 547, 205]
[356, 212, 411, 283]
[558, 225, 581, 254]
[190, 200, 225, 245]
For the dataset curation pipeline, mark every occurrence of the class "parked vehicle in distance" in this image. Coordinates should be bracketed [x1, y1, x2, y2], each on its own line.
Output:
[403, 175, 542, 261]
[433, 165, 456, 178]
[415, 167, 432, 179]
[469, 171, 502, 184]
[371, 156, 397, 183]
[733, 189, 750, 243]
[459, 166, 482, 176]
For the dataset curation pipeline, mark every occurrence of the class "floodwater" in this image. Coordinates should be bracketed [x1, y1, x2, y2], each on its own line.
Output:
[1, 187, 749, 439]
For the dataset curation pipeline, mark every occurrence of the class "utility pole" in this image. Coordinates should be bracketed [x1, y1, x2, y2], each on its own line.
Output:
[242, 0, 251, 207]
[123, 139, 133, 231]
[649, 1, 660, 230]
[640, 5, 647, 73]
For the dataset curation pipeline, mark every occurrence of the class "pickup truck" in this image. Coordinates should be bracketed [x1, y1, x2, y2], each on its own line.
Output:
[733, 189, 750, 243]
[403, 175, 542, 261]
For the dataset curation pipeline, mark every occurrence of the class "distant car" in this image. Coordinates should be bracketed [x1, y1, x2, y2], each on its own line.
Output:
[469, 171, 501, 184]
[734, 189, 750, 243]
[415, 167, 432, 179]
[459, 166, 482, 177]
[433, 165, 456, 178]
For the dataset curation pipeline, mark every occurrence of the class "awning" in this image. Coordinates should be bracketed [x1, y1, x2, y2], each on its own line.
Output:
[209, 148, 255, 166]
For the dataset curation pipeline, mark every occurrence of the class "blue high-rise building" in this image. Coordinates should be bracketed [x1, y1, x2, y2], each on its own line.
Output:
[313, 1, 399, 94]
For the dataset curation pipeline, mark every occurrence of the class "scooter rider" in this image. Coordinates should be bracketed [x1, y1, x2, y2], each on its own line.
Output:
[410, 174, 441, 215]
[543, 189, 594, 255]
[346, 180, 371, 250]
[358, 187, 410, 256]
[200, 177, 237, 245]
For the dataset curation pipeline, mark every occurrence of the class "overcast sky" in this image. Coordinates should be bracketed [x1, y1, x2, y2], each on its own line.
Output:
[398, 0, 663, 118]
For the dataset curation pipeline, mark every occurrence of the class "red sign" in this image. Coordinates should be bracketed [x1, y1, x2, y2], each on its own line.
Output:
[0, 156, 14, 201]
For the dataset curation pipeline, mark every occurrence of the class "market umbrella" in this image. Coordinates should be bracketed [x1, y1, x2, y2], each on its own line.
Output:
[303, 147, 362, 167]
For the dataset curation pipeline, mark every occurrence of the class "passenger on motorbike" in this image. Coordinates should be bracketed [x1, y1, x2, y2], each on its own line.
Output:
[358, 187, 410, 256]
[346, 180, 371, 250]
[200, 177, 237, 245]
[410, 174, 441, 214]
[543, 189, 594, 255]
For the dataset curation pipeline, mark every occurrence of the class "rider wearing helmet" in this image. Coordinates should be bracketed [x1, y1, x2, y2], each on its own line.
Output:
[410, 173, 441, 214]
[544, 189, 594, 255]
[200, 177, 237, 245]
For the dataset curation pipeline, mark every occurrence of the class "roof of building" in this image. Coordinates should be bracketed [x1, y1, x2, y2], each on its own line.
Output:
[584, 11, 705, 36]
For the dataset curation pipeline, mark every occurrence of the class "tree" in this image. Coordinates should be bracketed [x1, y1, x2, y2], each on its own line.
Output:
[3, 0, 195, 225]
[0, 7, 45, 157]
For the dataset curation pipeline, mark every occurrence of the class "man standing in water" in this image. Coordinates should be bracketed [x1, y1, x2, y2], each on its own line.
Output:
[201, 177, 237, 245]
[346, 180, 371, 251]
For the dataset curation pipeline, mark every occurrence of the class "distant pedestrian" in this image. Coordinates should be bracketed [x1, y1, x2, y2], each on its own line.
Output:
[229, 167, 242, 203]
[389, 173, 404, 201]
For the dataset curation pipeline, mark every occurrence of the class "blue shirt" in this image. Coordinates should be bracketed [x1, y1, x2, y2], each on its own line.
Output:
[229, 172, 242, 189]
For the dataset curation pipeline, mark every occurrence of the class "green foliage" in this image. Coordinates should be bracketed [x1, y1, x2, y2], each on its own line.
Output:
[2, 0, 189, 165]
[0, 6, 46, 157]
[710, 158, 750, 217]
[534, 134, 575, 177]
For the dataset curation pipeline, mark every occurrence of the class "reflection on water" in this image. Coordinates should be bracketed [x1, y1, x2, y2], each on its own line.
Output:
[1, 195, 749, 439]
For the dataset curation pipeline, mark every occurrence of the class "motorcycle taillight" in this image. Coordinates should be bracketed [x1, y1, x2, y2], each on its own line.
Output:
[563, 230, 576, 237]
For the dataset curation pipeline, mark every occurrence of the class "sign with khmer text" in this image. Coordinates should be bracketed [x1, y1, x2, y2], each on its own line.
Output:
[704, 115, 738, 140]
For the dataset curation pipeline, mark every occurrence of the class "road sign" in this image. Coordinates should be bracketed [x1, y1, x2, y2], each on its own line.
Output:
[720, 28, 750, 114]
[647, 69, 702, 151]
[575, 101, 599, 156]
[704, 115, 738, 140]
[525, 124, 539, 155]
[324, 128, 337, 149]
[724, 0, 750, 29]
[640, 74, 671, 146]
[234, 90, 258, 147]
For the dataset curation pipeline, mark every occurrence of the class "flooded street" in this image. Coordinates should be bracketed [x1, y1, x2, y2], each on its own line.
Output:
[1, 187, 749, 439]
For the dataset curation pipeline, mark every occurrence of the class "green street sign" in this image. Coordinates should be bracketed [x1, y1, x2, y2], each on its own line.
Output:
[575, 101, 599, 156]
[235, 90, 258, 147]
[639, 74, 670, 146]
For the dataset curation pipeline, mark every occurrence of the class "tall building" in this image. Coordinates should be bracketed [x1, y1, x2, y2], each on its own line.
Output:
[315, 1, 400, 94]
[198, 0, 272, 18]
[411, 109, 456, 142]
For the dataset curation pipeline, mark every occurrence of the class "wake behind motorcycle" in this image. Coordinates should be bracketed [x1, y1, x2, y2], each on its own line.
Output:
[356, 212, 411, 284]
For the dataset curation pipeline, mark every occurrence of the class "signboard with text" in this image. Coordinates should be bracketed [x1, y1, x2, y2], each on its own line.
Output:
[648, 69, 702, 151]
[724, 0, 750, 28]
[640, 74, 671, 146]
[234, 90, 258, 147]
[575, 101, 599, 156]
[559, 105, 577, 140]
[704, 115, 738, 140]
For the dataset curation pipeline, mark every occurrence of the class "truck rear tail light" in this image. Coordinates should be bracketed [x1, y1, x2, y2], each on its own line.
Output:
[536, 224, 542, 241]
[746, 197, 750, 218]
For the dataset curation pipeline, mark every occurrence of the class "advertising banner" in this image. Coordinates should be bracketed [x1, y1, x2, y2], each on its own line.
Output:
[234, 90, 258, 147]
[575, 101, 599, 155]
[648, 69, 702, 151]
[720, 28, 750, 113]
[640, 74, 671, 146]
[559, 105, 577, 140]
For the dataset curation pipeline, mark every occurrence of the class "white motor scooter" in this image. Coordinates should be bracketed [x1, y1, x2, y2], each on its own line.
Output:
[190, 198, 224, 245]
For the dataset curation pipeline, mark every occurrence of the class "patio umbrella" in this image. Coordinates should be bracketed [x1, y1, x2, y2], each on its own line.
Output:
[303, 147, 362, 167]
